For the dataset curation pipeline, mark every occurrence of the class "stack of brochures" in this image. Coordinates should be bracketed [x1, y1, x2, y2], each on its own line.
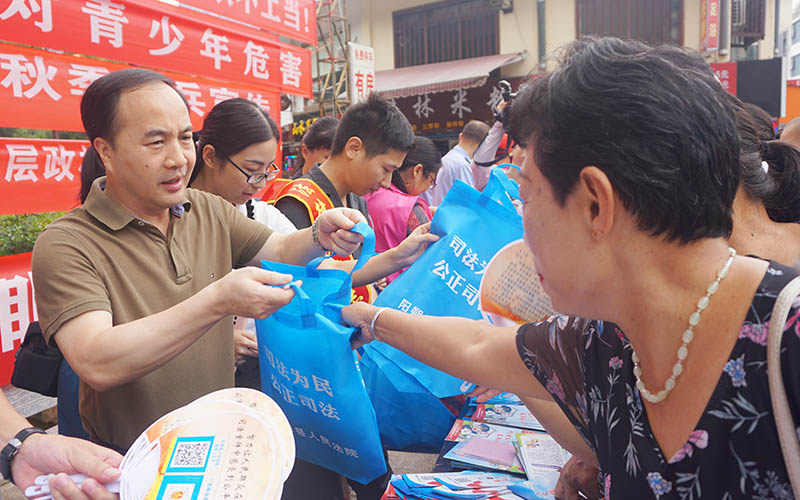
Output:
[400, 393, 571, 500]
[24, 388, 294, 500]
[382, 471, 561, 500]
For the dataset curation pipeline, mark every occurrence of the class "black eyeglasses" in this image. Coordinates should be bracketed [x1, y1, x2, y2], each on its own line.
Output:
[227, 157, 280, 184]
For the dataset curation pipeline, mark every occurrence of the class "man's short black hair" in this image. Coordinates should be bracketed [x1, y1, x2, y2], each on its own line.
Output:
[331, 93, 415, 157]
[510, 37, 740, 244]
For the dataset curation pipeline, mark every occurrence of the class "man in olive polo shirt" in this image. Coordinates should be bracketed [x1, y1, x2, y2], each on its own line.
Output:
[31, 69, 365, 452]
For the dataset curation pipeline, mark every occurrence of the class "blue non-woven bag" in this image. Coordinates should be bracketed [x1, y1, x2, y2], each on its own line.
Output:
[369, 178, 524, 398]
[359, 344, 456, 452]
[255, 222, 386, 484]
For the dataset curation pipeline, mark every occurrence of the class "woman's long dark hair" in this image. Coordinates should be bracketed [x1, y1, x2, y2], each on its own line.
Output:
[78, 69, 189, 203]
[189, 98, 279, 186]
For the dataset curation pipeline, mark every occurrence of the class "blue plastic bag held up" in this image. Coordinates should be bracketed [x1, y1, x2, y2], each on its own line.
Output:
[368, 176, 524, 398]
[255, 222, 386, 484]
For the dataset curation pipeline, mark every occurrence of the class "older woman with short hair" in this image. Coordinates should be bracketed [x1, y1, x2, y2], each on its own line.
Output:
[343, 37, 800, 499]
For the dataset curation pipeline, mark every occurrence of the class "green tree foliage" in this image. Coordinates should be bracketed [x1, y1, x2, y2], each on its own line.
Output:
[0, 212, 65, 257]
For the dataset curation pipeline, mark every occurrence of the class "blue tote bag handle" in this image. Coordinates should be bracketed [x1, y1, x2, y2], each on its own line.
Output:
[303, 221, 376, 276]
[480, 169, 519, 212]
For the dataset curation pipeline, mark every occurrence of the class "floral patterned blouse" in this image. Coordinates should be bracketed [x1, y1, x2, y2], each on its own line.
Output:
[516, 261, 800, 499]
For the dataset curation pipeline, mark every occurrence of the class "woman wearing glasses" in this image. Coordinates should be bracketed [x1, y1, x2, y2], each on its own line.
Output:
[189, 98, 296, 237]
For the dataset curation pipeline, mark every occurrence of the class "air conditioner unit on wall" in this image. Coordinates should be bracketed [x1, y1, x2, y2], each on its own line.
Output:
[732, 0, 747, 29]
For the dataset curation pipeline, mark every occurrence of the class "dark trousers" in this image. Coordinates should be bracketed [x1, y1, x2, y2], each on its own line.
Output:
[281, 453, 392, 500]
[57, 360, 90, 439]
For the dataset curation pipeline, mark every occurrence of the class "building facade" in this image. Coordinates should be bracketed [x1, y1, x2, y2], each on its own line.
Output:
[337, 0, 791, 141]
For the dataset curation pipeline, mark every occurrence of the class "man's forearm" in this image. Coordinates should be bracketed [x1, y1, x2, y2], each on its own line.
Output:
[58, 283, 226, 392]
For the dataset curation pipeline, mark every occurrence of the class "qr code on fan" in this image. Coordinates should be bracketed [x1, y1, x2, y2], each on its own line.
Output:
[166, 436, 214, 473]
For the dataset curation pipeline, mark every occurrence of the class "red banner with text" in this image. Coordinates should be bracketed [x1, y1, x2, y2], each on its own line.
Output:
[0, 252, 35, 386]
[0, 138, 88, 215]
[0, 43, 280, 132]
[0, 0, 312, 97]
[180, 0, 317, 45]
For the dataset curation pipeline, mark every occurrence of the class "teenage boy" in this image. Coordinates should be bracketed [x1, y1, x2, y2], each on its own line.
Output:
[273, 94, 414, 499]
[274, 93, 415, 303]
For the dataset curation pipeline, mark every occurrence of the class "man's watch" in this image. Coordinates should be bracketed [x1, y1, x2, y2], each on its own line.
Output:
[0, 427, 46, 484]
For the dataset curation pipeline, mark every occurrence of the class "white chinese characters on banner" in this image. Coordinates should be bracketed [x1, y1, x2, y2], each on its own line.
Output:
[0, 272, 36, 354]
[261, 0, 280, 22]
[175, 81, 207, 116]
[41, 145, 76, 181]
[81, 0, 129, 49]
[347, 42, 374, 104]
[148, 15, 184, 56]
[3, 142, 87, 184]
[4, 144, 38, 182]
[244, 41, 270, 80]
[0, 0, 52, 32]
[199, 29, 232, 70]
[209, 87, 239, 105]
[246, 92, 271, 112]
[280, 50, 302, 89]
[0, 54, 61, 100]
[67, 64, 109, 96]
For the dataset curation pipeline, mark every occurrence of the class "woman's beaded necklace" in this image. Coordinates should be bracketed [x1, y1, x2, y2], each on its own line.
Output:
[631, 247, 737, 404]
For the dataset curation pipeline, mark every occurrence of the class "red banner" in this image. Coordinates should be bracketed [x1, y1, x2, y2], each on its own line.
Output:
[0, 252, 35, 386]
[0, 0, 312, 97]
[0, 43, 280, 132]
[0, 137, 87, 215]
[711, 62, 737, 95]
[180, 0, 317, 46]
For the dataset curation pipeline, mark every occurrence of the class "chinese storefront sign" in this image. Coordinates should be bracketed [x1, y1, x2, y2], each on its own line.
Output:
[347, 42, 374, 104]
[711, 61, 737, 95]
[0, 43, 280, 132]
[179, 0, 317, 46]
[700, 0, 720, 52]
[0, 137, 89, 215]
[0, 252, 35, 385]
[0, 0, 312, 97]
[389, 77, 522, 135]
[291, 117, 321, 141]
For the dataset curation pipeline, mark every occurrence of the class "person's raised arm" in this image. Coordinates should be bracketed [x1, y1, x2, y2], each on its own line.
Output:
[471, 118, 506, 192]
[342, 302, 551, 400]
[319, 223, 439, 286]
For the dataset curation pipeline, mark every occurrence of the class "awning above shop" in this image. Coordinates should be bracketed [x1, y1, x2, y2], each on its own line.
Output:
[375, 52, 526, 99]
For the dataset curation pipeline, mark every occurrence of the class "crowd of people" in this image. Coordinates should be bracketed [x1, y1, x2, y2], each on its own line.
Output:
[3, 35, 800, 500]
